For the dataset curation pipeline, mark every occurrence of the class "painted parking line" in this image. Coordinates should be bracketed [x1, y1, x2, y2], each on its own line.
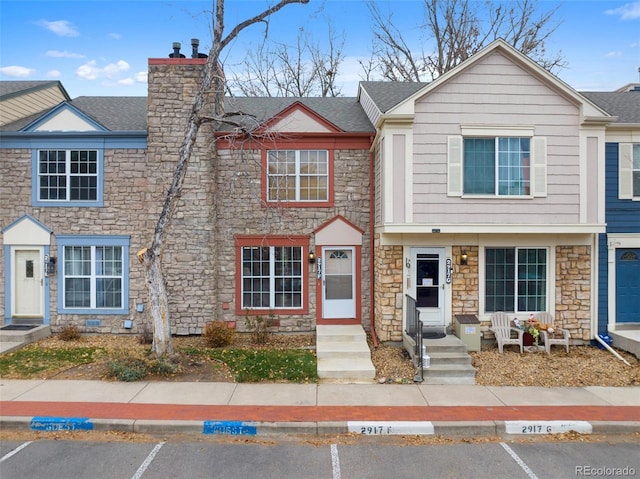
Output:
[348, 421, 435, 435]
[0, 441, 32, 463]
[500, 442, 539, 479]
[331, 444, 341, 479]
[131, 441, 165, 479]
[30, 417, 93, 431]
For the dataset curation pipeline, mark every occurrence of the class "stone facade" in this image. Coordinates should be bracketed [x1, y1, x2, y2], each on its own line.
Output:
[451, 245, 479, 318]
[555, 245, 592, 342]
[373, 236, 403, 341]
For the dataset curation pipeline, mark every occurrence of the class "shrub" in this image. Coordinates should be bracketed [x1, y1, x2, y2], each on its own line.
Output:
[245, 310, 273, 345]
[106, 357, 148, 382]
[150, 356, 179, 376]
[58, 325, 80, 342]
[203, 320, 236, 348]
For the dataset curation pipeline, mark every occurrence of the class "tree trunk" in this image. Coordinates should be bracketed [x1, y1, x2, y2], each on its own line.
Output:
[143, 251, 174, 356]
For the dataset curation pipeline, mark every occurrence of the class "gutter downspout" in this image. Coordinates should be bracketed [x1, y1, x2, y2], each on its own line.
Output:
[594, 334, 631, 366]
[369, 143, 378, 348]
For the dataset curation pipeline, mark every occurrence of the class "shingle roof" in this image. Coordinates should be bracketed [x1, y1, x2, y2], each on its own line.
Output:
[70, 96, 147, 131]
[359, 81, 429, 113]
[224, 96, 375, 133]
[0, 80, 70, 101]
[581, 91, 640, 124]
[0, 96, 147, 132]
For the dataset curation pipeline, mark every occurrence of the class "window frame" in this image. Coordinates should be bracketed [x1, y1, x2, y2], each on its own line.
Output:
[57, 235, 129, 314]
[262, 148, 334, 207]
[235, 235, 309, 315]
[32, 148, 104, 207]
[483, 246, 549, 314]
[463, 137, 532, 197]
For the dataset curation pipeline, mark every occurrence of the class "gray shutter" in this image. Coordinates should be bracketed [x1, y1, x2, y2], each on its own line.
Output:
[531, 137, 547, 197]
[448, 136, 463, 196]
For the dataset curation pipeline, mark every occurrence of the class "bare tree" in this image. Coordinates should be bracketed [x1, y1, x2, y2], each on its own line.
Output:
[228, 23, 345, 97]
[137, 0, 309, 357]
[366, 0, 565, 82]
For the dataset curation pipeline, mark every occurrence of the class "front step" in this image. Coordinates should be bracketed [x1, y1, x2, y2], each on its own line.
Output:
[316, 325, 375, 383]
[418, 335, 477, 385]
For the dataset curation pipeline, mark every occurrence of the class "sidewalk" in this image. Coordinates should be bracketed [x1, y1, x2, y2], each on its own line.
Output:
[1, 380, 639, 437]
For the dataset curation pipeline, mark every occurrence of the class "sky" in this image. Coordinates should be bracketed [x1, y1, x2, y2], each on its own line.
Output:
[0, 0, 639, 99]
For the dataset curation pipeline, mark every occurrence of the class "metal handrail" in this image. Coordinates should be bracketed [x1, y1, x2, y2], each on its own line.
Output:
[406, 294, 425, 382]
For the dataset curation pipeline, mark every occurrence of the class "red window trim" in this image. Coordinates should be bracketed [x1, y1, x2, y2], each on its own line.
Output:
[234, 235, 310, 316]
[261, 148, 335, 208]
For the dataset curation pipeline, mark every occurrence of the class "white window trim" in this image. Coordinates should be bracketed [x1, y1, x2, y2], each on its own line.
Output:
[618, 143, 639, 200]
[266, 149, 329, 203]
[241, 245, 304, 310]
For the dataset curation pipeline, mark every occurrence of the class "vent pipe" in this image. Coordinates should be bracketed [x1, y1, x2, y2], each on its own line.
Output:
[169, 42, 185, 58]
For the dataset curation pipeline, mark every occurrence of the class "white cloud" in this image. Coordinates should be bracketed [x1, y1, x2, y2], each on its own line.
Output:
[0, 66, 36, 77]
[134, 71, 148, 83]
[76, 60, 130, 81]
[36, 19, 79, 37]
[117, 78, 134, 86]
[605, 1, 640, 20]
[46, 50, 84, 59]
[47, 70, 62, 78]
[606, 51, 623, 58]
[108, 33, 122, 40]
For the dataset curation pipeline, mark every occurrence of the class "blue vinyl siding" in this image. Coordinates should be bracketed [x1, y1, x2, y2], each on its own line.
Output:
[598, 143, 640, 332]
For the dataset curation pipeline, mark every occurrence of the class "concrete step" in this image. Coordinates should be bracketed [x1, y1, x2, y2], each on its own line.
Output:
[316, 325, 375, 383]
[316, 340, 372, 361]
[316, 325, 366, 343]
[427, 352, 472, 366]
[317, 357, 376, 383]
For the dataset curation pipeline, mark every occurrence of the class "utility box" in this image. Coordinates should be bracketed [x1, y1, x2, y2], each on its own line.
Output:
[454, 314, 481, 352]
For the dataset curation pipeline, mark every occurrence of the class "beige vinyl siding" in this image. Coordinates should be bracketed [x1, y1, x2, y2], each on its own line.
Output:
[374, 138, 383, 225]
[0, 85, 67, 126]
[411, 51, 581, 225]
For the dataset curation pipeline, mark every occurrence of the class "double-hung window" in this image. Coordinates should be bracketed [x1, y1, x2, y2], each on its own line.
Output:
[485, 247, 547, 313]
[34, 149, 103, 206]
[236, 236, 308, 313]
[267, 150, 329, 203]
[464, 138, 530, 196]
[57, 236, 129, 314]
[448, 132, 546, 197]
[635, 144, 640, 197]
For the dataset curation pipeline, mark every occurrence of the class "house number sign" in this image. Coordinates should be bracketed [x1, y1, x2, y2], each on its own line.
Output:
[445, 258, 452, 284]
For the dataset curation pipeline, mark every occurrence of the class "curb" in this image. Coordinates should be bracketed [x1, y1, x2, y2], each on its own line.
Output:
[2, 416, 639, 437]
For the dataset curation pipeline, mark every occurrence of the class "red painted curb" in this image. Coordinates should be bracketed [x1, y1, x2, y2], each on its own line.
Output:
[1, 402, 639, 422]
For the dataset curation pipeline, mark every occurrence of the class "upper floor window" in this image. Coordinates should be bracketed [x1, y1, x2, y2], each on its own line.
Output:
[57, 235, 129, 314]
[464, 138, 530, 196]
[33, 149, 103, 206]
[448, 133, 546, 198]
[485, 247, 547, 313]
[267, 150, 329, 204]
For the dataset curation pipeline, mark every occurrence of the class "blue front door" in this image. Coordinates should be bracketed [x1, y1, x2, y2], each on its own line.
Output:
[616, 249, 640, 323]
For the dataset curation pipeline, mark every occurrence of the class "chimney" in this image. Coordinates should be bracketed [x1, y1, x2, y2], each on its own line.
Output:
[169, 42, 185, 58]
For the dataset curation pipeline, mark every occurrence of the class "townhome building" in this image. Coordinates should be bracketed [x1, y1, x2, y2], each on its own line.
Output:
[584, 84, 640, 357]
[2, 39, 636, 364]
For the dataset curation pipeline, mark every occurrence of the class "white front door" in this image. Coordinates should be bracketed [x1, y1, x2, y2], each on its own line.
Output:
[13, 249, 44, 317]
[322, 247, 356, 319]
[410, 248, 445, 327]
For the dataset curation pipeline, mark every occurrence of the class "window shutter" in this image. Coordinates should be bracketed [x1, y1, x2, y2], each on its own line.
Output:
[531, 137, 547, 197]
[619, 143, 633, 199]
[448, 136, 463, 196]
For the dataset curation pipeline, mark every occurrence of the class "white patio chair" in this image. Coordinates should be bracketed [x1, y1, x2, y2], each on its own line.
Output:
[489, 312, 524, 354]
[536, 312, 570, 354]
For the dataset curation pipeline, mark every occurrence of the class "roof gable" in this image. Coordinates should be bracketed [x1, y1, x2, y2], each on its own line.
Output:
[22, 102, 106, 132]
[380, 39, 612, 123]
[261, 101, 342, 133]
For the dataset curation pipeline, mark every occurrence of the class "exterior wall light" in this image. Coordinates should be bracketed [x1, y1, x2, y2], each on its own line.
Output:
[308, 251, 316, 264]
[461, 251, 468, 265]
